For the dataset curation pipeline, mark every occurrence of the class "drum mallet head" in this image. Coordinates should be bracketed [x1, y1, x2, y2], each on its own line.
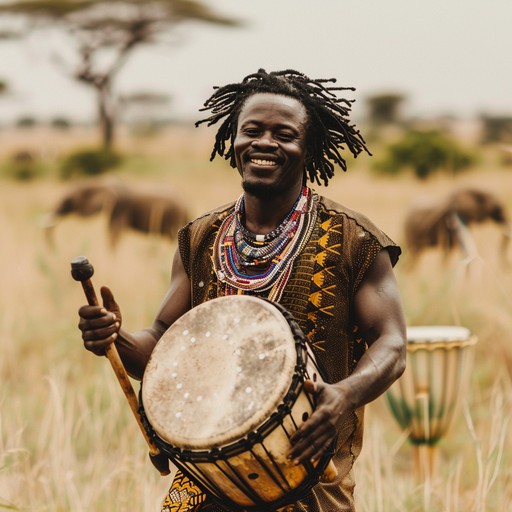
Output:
[70, 256, 98, 307]
[71, 255, 94, 282]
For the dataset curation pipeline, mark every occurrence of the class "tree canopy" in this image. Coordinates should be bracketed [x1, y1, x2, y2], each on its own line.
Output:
[0, 0, 242, 150]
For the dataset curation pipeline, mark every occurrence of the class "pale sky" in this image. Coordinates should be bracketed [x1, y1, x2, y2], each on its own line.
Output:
[0, 0, 511, 123]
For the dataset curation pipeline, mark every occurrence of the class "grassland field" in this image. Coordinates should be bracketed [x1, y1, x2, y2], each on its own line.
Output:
[0, 125, 511, 511]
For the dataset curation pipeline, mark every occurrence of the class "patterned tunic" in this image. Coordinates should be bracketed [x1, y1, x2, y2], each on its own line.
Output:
[162, 195, 400, 512]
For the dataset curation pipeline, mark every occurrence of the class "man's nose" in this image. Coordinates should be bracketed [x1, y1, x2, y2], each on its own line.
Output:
[251, 132, 278, 149]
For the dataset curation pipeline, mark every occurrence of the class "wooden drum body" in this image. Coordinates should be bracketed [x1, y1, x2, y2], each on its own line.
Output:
[386, 325, 477, 446]
[139, 295, 333, 511]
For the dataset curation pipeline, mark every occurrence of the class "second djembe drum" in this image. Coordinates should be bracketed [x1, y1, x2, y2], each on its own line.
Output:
[385, 325, 477, 479]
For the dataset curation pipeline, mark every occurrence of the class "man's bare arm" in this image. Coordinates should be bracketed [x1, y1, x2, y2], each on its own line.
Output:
[289, 250, 406, 464]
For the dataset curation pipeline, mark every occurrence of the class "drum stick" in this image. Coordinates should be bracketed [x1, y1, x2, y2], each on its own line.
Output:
[70, 256, 169, 476]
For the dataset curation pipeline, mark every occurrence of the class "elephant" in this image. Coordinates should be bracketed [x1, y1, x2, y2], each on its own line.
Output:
[42, 180, 189, 248]
[106, 187, 190, 247]
[403, 188, 511, 268]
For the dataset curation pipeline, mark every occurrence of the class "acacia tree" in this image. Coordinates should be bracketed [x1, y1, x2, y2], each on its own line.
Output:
[120, 90, 171, 132]
[0, 0, 241, 151]
[366, 92, 406, 125]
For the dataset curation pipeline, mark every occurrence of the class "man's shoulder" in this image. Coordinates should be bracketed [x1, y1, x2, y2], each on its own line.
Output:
[317, 195, 376, 228]
[190, 201, 235, 224]
[179, 201, 235, 241]
[317, 194, 401, 265]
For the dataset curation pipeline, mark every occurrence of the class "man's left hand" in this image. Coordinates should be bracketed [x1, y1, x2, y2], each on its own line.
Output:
[288, 379, 347, 465]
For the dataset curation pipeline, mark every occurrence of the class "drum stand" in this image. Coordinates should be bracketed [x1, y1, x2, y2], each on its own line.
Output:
[411, 390, 440, 511]
[412, 444, 438, 511]
[412, 390, 439, 483]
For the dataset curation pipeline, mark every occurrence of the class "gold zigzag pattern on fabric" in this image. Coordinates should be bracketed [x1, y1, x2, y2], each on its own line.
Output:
[162, 471, 206, 512]
[306, 320, 327, 351]
[308, 291, 336, 311]
[315, 251, 328, 267]
[310, 339, 326, 351]
[320, 218, 340, 233]
[318, 222, 341, 244]
[319, 243, 341, 256]
[311, 266, 335, 288]
[306, 217, 341, 352]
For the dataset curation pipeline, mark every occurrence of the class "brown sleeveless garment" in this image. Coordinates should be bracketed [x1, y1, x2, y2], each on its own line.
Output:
[171, 195, 400, 512]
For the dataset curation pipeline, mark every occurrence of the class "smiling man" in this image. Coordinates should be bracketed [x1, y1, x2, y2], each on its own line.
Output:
[77, 69, 407, 512]
[234, 93, 308, 201]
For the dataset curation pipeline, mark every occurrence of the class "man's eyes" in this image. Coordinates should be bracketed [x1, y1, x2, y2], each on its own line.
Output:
[276, 132, 295, 142]
[241, 128, 296, 141]
[243, 128, 260, 136]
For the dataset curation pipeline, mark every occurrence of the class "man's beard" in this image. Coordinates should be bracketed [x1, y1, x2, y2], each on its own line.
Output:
[242, 180, 284, 200]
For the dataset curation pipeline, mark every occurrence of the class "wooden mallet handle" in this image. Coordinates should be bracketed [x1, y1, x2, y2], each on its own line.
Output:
[70, 256, 169, 475]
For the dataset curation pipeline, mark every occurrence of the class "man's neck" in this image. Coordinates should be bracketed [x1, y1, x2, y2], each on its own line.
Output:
[242, 186, 305, 235]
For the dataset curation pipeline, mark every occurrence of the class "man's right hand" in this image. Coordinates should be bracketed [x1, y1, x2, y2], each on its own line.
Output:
[79, 286, 122, 356]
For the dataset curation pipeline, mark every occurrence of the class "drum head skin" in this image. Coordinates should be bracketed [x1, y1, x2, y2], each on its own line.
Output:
[142, 296, 297, 450]
[406, 326, 476, 351]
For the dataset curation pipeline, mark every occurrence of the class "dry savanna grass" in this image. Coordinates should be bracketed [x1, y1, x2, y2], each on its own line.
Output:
[1, 126, 511, 511]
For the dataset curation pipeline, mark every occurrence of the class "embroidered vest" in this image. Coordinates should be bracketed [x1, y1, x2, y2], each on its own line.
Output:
[177, 195, 400, 511]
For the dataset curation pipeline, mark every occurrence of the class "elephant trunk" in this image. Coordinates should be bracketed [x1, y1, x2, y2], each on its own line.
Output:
[40, 212, 58, 248]
[501, 221, 512, 237]
[499, 221, 512, 267]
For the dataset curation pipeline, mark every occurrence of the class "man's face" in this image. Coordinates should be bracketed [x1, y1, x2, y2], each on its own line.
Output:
[233, 93, 308, 199]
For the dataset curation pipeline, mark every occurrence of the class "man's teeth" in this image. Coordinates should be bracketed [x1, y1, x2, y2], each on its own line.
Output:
[251, 158, 276, 166]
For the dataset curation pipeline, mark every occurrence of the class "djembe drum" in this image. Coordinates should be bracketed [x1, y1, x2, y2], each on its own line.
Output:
[139, 295, 336, 511]
[385, 325, 478, 480]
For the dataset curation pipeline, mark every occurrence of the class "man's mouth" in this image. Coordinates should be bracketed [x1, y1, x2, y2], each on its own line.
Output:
[250, 158, 277, 166]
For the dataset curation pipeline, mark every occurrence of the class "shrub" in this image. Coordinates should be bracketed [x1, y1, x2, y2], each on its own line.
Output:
[50, 117, 72, 130]
[60, 148, 122, 179]
[16, 116, 38, 128]
[2, 150, 42, 181]
[374, 130, 476, 179]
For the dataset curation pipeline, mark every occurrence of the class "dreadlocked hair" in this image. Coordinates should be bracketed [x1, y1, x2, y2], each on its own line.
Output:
[195, 68, 371, 186]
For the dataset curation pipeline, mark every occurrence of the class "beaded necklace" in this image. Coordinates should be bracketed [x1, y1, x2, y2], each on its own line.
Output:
[213, 186, 318, 301]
